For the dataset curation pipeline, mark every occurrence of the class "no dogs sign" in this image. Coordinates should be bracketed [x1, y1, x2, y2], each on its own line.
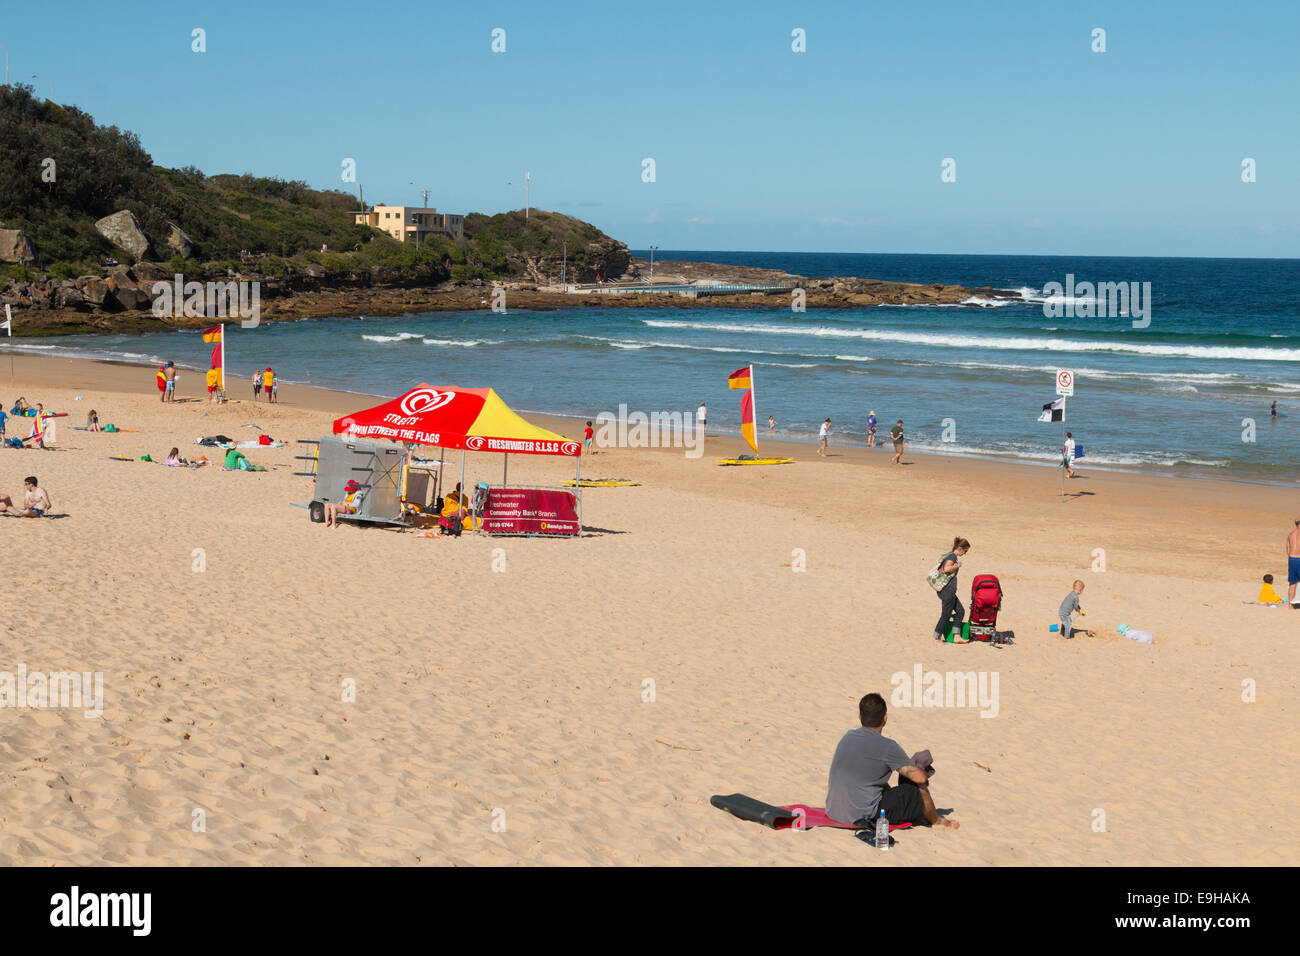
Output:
[1056, 369, 1075, 396]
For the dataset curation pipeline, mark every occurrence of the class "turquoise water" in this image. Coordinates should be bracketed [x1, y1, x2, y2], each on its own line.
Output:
[9, 253, 1298, 482]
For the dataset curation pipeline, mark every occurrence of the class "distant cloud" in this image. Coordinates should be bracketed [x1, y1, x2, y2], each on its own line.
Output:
[646, 209, 662, 223]
[687, 216, 713, 224]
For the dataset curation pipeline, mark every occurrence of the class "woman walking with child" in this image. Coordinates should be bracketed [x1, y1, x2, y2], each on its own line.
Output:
[929, 536, 971, 641]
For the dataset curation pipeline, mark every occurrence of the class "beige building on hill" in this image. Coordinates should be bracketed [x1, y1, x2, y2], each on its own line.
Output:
[355, 205, 465, 242]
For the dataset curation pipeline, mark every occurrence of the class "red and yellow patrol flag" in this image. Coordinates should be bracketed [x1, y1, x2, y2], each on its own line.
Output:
[156, 365, 167, 392]
[729, 365, 758, 454]
[203, 325, 225, 391]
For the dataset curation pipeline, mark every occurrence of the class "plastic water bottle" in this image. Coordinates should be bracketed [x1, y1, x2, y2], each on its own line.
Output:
[874, 809, 889, 850]
[1117, 623, 1154, 644]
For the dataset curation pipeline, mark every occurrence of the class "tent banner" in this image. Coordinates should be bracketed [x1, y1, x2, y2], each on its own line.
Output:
[484, 488, 580, 536]
[466, 435, 581, 457]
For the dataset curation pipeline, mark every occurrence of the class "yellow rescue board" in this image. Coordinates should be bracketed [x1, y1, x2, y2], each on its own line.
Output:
[715, 458, 794, 466]
[563, 479, 641, 487]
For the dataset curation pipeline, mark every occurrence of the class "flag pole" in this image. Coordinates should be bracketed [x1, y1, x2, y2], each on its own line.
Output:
[6, 303, 13, 385]
[220, 322, 226, 397]
[749, 364, 757, 455]
[1060, 397, 1066, 501]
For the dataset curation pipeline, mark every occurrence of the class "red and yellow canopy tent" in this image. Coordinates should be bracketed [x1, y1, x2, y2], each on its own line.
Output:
[331, 384, 584, 523]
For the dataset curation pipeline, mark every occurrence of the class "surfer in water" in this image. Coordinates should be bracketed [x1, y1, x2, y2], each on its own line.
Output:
[1271, 400, 1278, 418]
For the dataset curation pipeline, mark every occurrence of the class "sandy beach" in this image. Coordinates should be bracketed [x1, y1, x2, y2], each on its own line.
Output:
[0, 352, 1295, 866]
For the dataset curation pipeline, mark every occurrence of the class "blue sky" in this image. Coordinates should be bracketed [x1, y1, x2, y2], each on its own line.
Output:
[6, 0, 1300, 256]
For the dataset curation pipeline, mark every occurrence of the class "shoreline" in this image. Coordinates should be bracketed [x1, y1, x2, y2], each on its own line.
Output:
[8, 349, 1294, 490]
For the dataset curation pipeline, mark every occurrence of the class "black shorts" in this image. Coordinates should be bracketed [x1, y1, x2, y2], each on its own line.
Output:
[859, 781, 927, 827]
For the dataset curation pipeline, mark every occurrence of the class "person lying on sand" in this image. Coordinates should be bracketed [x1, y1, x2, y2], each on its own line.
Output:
[1, 476, 52, 517]
[826, 692, 959, 830]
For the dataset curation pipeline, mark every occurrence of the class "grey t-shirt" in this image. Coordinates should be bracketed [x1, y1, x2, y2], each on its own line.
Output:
[826, 726, 913, 825]
[1059, 591, 1081, 619]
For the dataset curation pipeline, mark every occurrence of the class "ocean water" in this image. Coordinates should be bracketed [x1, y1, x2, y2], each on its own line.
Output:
[8, 253, 1297, 482]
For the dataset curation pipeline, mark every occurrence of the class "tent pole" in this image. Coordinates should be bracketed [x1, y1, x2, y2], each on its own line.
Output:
[503, 453, 508, 485]
[576, 453, 583, 536]
[459, 448, 467, 528]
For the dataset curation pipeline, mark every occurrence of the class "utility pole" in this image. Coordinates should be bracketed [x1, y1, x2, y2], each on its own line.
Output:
[408, 182, 430, 250]
[649, 245, 657, 284]
[561, 239, 567, 289]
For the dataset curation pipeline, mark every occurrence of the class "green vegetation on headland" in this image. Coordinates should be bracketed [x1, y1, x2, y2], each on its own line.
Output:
[0, 83, 629, 295]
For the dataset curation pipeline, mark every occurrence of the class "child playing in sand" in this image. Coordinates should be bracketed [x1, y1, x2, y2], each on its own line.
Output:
[1259, 574, 1286, 604]
[1059, 580, 1088, 638]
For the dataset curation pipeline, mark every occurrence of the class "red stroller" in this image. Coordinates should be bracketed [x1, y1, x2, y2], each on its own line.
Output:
[968, 575, 1003, 641]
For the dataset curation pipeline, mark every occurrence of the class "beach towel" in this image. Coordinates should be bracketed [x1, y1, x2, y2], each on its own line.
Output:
[710, 794, 913, 832]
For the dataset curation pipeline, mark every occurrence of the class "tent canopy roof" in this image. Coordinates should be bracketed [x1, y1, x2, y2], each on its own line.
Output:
[333, 384, 581, 457]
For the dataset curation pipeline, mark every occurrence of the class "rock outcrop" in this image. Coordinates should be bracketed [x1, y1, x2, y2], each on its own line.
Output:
[94, 211, 150, 261]
[0, 228, 37, 263]
[167, 223, 194, 258]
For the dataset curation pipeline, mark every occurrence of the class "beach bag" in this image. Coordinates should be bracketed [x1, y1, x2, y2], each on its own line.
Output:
[439, 514, 463, 536]
[103, 423, 118, 433]
[926, 554, 956, 592]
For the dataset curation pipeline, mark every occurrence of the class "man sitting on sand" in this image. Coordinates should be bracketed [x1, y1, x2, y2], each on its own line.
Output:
[1, 476, 52, 517]
[324, 480, 364, 528]
[826, 692, 959, 830]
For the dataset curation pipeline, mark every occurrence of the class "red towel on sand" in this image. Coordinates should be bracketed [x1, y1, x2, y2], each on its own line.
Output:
[777, 805, 913, 831]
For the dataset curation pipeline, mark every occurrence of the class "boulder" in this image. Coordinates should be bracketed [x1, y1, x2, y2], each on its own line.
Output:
[0, 228, 37, 263]
[56, 281, 90, 310]
[94, 210, 150, 261]
[106, 271, 152, 311]
[132, 262, 170, 284]
[166, 223, 194, 258]
[76, 276, 110, 306]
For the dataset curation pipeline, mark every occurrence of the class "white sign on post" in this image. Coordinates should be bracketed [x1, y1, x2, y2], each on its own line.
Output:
[1056, 369, 1075, 397]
